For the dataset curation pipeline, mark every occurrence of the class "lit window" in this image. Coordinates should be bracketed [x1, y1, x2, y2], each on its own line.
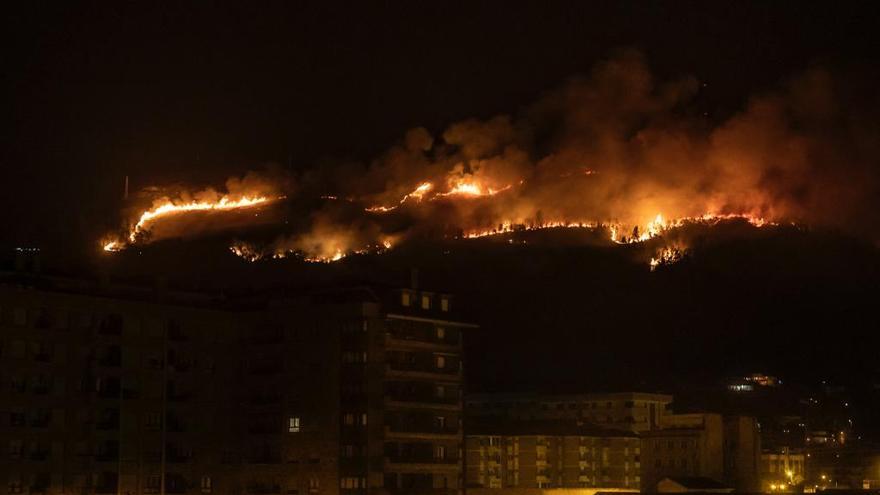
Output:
[200, 476, 212, 494]
[401, 292, 411, 307]
[435, 355, 446, 369]
[288, 416, 301, 433]
[421, 295, 431, 309]
[435, 445, 446, 459]
[435, 385, 446, 398]
[441, 297, 449, 311]
[436, 327, 445, 340]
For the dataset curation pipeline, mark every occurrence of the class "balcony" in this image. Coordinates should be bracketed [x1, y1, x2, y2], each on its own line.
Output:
[29, 450, 50, 461]
[384, 424, 460, 439]
[386, 363, 460, 379]
[95, 451, 119, 462]
[384, 394, 461, 411]
[386, 331, 460, 349]
[29, 415, 51, 428]
[246, 484, 281, 494]
[386, 454, 460, 465]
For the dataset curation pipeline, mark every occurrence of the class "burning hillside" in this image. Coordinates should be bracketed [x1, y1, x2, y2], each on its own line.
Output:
[100, 51, 879, 266]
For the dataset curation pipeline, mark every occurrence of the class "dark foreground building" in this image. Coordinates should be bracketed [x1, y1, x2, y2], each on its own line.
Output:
[0, 270, 475, 495]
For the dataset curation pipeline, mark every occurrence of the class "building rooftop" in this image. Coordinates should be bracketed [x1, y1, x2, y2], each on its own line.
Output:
[467, 417, 639, 437]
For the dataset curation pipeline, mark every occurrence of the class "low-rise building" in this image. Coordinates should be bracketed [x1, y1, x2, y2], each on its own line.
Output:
[465, 419, 641, 492]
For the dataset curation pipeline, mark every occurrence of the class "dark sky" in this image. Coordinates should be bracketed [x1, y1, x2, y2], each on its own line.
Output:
[4, 1, 879, 245]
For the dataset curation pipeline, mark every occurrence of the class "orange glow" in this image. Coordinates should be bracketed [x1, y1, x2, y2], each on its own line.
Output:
[102, 240, 123, 252]
[434, 178, 512, 199]
[104, 194, 276, 253]
[366, 182, 434, 212]
[130, 196, 272, 243]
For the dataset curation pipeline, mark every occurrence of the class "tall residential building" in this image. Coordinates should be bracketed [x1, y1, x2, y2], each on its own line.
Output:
[465, 419, 641, 492]
[0, 271, 475, 495]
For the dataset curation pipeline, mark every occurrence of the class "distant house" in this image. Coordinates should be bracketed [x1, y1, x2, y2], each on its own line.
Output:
[657, 476, 734, 493]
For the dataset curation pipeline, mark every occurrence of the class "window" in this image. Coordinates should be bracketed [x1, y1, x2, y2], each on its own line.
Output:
[146, 412, 162, 430]
[435, 445, 446, 460]
[145, 475, 161, 494]
[435, 385, 446, 398]
[309, 478, 320, 491]
[343, 413, 367, 426]
[421, 295, 431, 309]
[436, 327, 445, 340]
[8, 475, 23, 494]
[200, 476, 213, 494]
[288, 416, 301, 433]
[9, 440, 23, 458]
[401, 292, 411, 307]
[440, 297, 449, 312]
[340, 477, 365, 489]
[435, 355, 446, 369]
[435, 416, 446, 429]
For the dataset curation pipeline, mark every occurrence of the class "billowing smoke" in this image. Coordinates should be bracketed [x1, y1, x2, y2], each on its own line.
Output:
[106, 50, 880, 262]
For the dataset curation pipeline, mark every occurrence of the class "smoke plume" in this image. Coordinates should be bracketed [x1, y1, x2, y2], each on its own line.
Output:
[108, 50, 880, 262]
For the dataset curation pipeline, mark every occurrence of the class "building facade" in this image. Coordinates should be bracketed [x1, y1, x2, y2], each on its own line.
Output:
[467, 393, 673, 433]
[0, 273, 475, 495]
[641, 414, 760, 493]
[465, 420, 641, 491]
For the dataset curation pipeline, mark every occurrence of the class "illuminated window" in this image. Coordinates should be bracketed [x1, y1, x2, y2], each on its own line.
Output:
[401, 292, 411, 307]
[436, 355, 446, 369]
[435, 415, 446, 429]
[340, 477, 365, 489]
[421, 295, 431, 309]
[288, 416, 301, 433]
[436, 327, 445, 340]
[440, 297, 449, 311]
[435, 445, 446, 459]
[200, 476, 212, 494]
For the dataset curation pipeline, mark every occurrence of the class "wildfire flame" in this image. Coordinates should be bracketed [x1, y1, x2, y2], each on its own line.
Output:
[366, 178, 513, 212]
[130, 196, 272, 242]
[366, 182, 433, 212]
[103, 195, 277, 252]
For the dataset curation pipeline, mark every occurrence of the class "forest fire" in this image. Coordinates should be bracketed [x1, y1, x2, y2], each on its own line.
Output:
[99, 52, 870, 269]
[103, 194, 278, 252]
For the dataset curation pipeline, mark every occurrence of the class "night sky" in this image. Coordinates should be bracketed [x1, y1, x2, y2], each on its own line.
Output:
[4, 2, 880, 405]
[5, 1, 879, 246]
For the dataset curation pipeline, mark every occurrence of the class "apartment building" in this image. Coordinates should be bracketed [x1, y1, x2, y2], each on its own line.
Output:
[0, 271, 475, 495]
[641, 414, 760, 493]
[465, 419, 641, 492]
